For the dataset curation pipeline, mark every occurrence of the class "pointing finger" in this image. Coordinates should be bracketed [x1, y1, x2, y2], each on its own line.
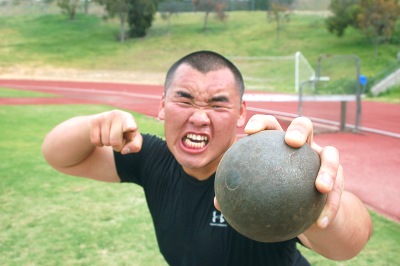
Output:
[121, 130, 143, 154]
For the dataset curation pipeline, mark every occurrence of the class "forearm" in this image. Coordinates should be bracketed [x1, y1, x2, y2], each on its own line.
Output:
[42, 115, 95, 170]
[301, 191, 373, 260]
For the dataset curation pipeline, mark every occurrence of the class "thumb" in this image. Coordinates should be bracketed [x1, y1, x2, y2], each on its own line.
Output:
[214, 197, 221, 211]
[121, 130, 143, 154]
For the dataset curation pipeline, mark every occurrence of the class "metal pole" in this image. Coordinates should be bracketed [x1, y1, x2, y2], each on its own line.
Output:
[354, 56, 361, 132]
[340, 101, 347, 131]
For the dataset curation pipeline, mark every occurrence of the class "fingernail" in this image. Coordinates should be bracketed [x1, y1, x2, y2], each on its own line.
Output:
[289, 130, 302, 141]
[245, 120, 257, 129]
[122, 147, 130, 154]
[319, 216, 329, 229]
[321, 172, 332, 188]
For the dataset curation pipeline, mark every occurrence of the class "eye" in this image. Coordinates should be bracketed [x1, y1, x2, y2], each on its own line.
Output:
[182, 99, 191, 104]
[174, 91, 193, 105]
[177, 100, 191, 106]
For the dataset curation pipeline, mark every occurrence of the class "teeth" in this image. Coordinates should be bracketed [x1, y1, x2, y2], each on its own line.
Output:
[186, 133, 208, 142]
[184, 134, 208, 149]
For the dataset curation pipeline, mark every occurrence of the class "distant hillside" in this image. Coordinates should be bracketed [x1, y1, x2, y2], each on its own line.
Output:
[292, 0, 330, 10]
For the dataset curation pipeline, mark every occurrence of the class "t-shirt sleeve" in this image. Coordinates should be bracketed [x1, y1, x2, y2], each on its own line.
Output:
[113, 134, 165, 185]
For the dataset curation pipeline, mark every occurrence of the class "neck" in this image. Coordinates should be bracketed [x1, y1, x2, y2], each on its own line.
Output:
[183, 166, 216, 181]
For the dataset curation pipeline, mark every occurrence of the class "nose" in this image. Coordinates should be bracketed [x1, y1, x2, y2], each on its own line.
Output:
[188, 108, 211, 127]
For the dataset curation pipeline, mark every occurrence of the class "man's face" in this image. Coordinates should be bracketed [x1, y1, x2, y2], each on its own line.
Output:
[158, 64, 246, 180]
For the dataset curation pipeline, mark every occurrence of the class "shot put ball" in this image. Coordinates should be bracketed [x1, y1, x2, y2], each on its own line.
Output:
[214, 130, 326, 243]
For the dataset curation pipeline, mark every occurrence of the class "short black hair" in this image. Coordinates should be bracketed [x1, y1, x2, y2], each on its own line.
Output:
[164, 50, 245, 99]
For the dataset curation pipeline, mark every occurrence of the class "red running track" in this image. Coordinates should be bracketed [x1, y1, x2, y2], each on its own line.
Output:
[1, 79, 399, 222]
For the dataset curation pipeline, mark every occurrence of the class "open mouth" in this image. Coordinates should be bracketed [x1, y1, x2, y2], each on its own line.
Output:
[183, 133, 209, 149]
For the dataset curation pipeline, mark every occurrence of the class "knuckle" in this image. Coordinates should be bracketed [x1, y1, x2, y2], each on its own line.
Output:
[250, 114, 275, 122]
[294, 116, 312, 125]
[110, 133, 124, 149]
[291, 117, 313, 131]
[264, 114, 278, 123]
[104, 109, 121, 121]
[333, 180, 342, 195]
[108, 109, 121, 116]
[325, 145, 339, 155]
[111, 145, 122, 152]
[328, 200, 340, 216]
[102, 139, 110, 146]
[110, 139, 122, 149]
[90, 135, 100, 146]
[321, 146, 339, 170]
[325, 184, 342, 215]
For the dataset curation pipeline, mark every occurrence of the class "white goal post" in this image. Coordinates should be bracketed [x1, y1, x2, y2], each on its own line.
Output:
[229, 51, 318, 93]
[295, 51, 316, 92]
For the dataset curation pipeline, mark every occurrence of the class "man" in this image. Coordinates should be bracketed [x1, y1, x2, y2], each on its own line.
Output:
[42, 50, 372, 265]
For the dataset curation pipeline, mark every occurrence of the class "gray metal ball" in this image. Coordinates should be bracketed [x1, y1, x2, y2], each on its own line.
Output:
[215, 130, 325, 242]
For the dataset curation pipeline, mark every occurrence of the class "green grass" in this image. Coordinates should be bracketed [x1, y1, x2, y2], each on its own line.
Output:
[0, 103, 399, 265]
[366, 85, 400, 104]
[0, 104, 166, 266]
[0, 14, 119, 68]
[0, 87, 56, 98]
[298, 211, 400, 265]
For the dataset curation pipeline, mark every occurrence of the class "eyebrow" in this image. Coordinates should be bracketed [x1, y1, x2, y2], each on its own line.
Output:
[175, 90, 193, 99]
[175, 90, 230, 103]
[210, 95, 229, 103]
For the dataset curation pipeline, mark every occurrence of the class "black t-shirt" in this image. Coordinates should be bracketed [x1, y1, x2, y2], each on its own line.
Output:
[114, 134, 310, 266]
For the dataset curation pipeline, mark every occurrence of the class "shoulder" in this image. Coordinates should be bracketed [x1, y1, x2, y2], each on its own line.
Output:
[141, 134, 169, 158]
[114, 134, 174, 183]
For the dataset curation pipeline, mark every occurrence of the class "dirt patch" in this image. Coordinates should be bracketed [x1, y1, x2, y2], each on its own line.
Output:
[0, 65, 165, 85]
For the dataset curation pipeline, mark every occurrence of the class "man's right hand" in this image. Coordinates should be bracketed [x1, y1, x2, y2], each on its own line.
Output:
[89, 110, 143, 154]
[42, 109, 142, 182]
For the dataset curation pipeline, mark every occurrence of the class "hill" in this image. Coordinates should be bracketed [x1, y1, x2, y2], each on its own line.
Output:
[0, 10, 398, 92]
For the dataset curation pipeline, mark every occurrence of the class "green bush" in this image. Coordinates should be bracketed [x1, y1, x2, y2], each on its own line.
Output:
[127, 0, 158, 37]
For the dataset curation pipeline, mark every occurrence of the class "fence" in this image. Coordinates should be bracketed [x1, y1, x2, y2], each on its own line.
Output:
[0, 0, 330, 17]
[0, 1, 105, 16]
[239, 52, 363, 132]
[299, 54, 362, 131]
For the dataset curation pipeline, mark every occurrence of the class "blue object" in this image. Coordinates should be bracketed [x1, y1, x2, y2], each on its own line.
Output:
[359, 75, 368, 86]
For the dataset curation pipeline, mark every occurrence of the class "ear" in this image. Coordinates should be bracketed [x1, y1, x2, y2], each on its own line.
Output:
[236, 100, 247, 128]
[158, 93, 166, 120]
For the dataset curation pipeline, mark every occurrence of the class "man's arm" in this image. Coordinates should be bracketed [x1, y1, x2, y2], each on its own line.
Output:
[298, 190, 372, 260]
[41, 110, 142, 182]
[244, 115, 373, 260]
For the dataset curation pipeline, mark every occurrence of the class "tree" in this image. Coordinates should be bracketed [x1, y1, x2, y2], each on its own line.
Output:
[267, 0, 294, 38]
[357, 0, 400, 57]
[254, 0, 270, 10]
[192, 0, 227, 31]
[83, 0, 90, 14]
[96, 0, 130, 42]
[325, 0, 400, 57]
[57, 0, 81, 20]
[127, 0, 159, 38]
[325, 0, 361, 37]
[159, 1, 180, 33]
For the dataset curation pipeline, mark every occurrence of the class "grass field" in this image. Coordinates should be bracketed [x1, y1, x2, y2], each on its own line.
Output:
[1, 88, 400, 265]
[0, 94, 166, 265]
[0, 87, 56, 98]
